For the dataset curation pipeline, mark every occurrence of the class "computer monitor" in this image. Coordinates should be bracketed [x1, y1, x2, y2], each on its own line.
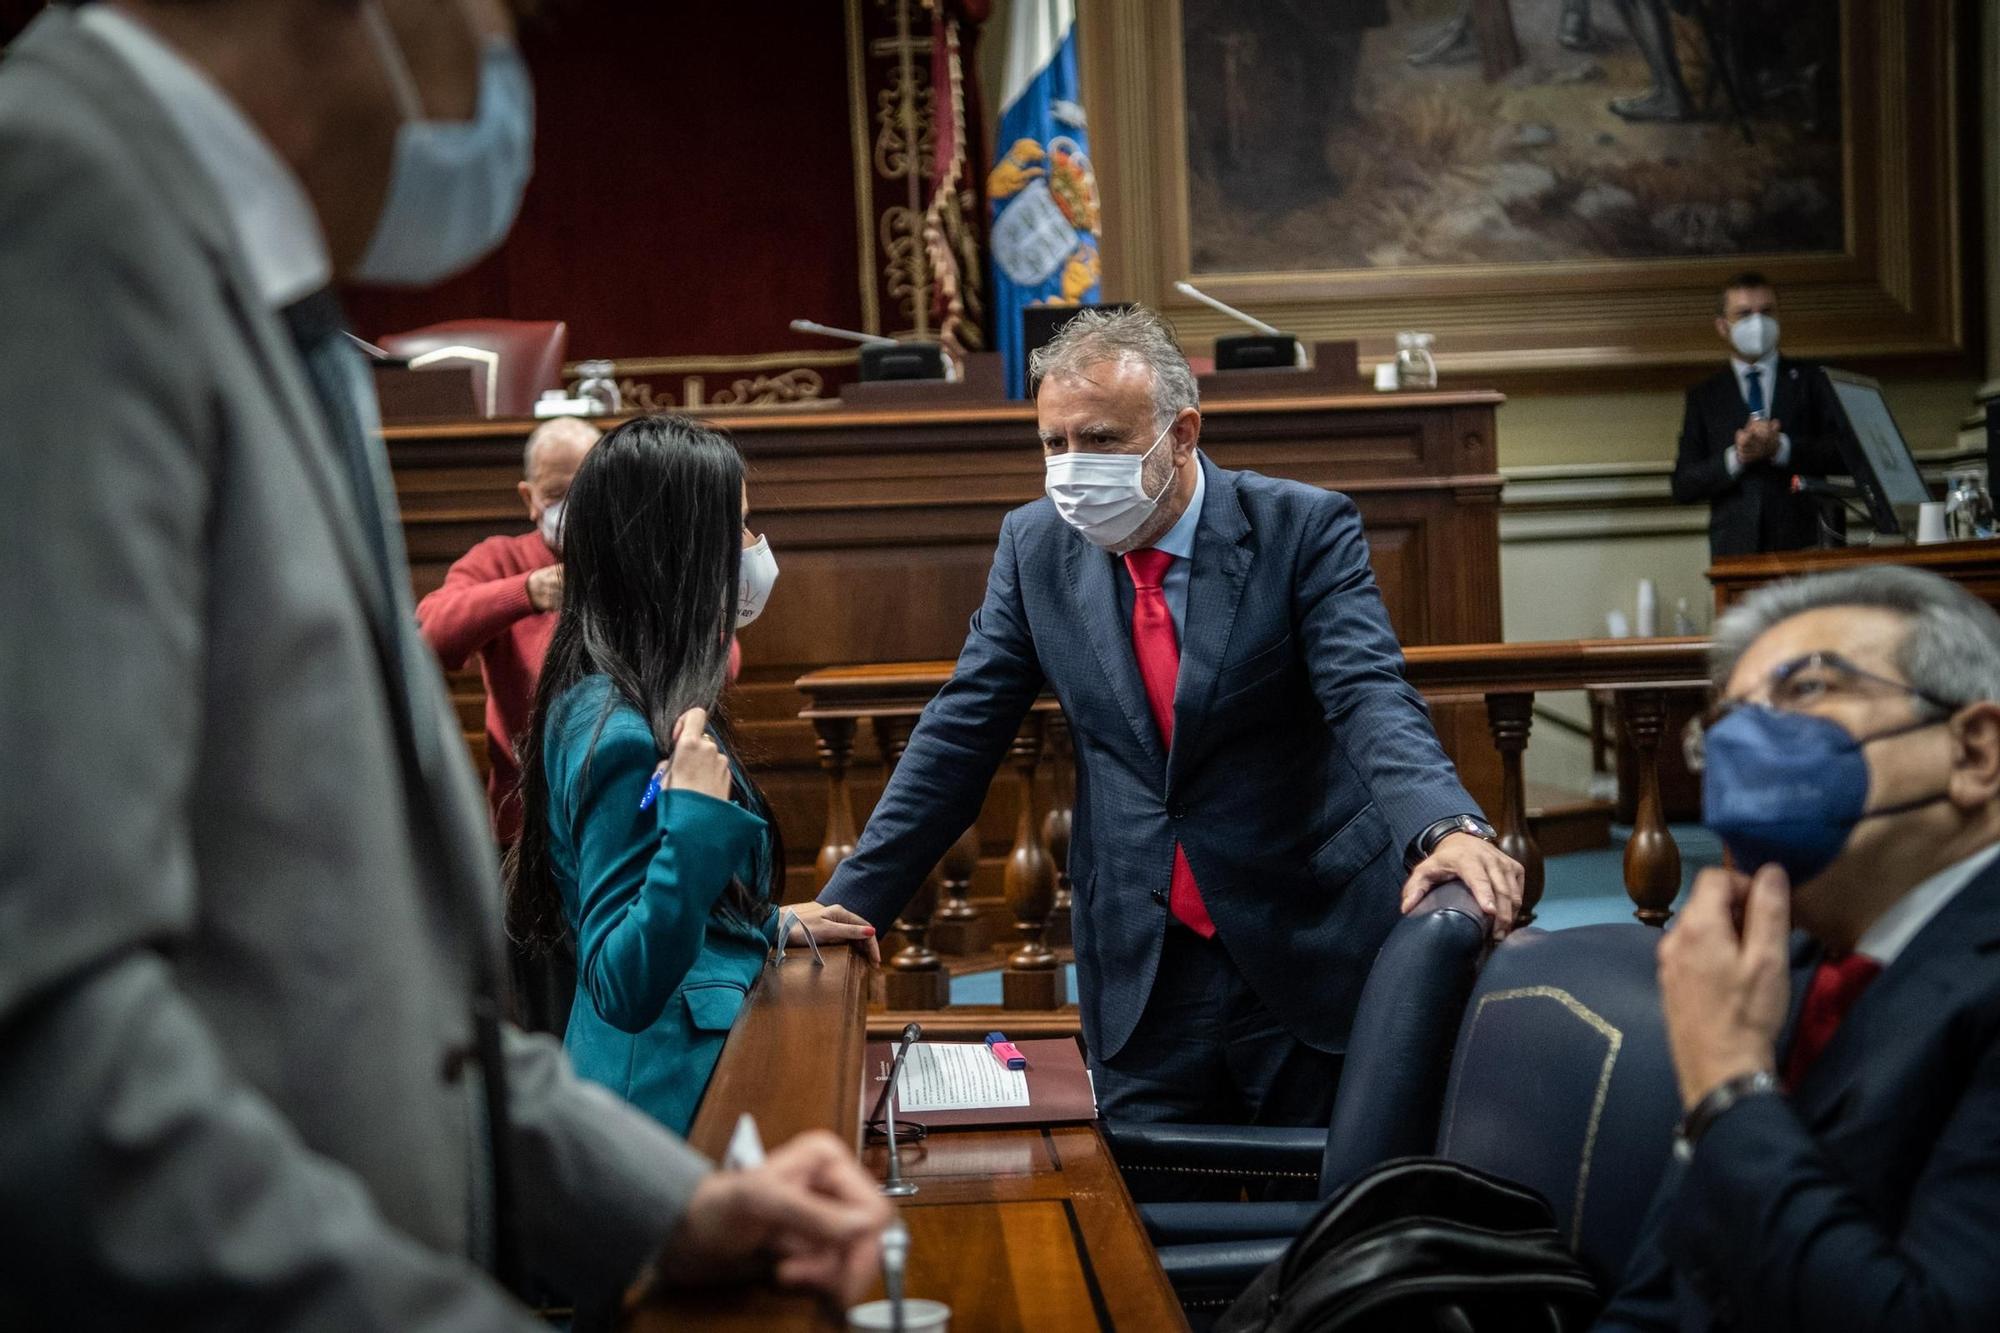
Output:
[1821, 368, 1933, 536]
[1020, 302, 1133, 397]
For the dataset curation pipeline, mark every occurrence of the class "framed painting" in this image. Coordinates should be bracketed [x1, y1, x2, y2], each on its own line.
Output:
[1077, 0, 1965, 376]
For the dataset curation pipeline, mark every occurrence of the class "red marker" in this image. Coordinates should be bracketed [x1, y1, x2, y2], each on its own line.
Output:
[985, 1032, 1027, 1070]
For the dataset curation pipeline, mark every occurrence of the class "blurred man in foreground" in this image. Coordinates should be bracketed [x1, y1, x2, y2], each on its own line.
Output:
[0, 1, 886, 1326]
[1599, 565, 2000, 1331]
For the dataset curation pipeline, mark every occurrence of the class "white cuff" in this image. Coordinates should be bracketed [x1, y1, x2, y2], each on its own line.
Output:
[1774, 434, 1793, 468]
[1724, 446, 1743, 478]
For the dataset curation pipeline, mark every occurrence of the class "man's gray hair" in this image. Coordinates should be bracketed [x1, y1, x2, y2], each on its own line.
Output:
[1711, 565, 2000, 705]
[523, 415, 601, 478]
[1027, 305, 1199, 430]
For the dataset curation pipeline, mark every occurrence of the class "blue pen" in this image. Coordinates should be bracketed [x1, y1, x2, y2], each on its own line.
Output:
[638, 769, 665, 812]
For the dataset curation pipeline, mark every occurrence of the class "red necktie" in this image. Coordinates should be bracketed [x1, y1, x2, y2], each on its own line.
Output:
[1124, 549, 1216, 938]
[1783, 952, 1882, 1089]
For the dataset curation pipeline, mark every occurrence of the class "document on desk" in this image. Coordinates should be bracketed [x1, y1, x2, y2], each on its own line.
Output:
[896, 1041, 1031, 1113]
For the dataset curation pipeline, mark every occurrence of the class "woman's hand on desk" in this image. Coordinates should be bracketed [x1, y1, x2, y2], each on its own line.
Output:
[661, 707, 731, 801]
[658, 1129, 892, 1304]
[787, 902, 881, 964]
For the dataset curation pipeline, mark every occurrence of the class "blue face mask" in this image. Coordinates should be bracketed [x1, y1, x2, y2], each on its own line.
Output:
[1701, 705, 1948, 885]
[354, 3, 535, 287]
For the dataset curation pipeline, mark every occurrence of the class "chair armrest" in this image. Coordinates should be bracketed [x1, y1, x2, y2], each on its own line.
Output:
[1141, 1199, 1319, 1246]
[1155, 1236, 1291, 1310]
[1101, 1121, 1327, 1186]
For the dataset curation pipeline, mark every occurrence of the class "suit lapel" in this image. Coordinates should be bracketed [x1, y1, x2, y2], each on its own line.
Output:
[1772, 357, 1805, 428]
[1065, 526, 1167, 773]
[1168, 460, 1253, 788]
[1792, 857, 2000, 1130]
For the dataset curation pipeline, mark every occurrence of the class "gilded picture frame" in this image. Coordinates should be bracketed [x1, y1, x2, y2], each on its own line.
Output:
[1077, 0, 1964, 378]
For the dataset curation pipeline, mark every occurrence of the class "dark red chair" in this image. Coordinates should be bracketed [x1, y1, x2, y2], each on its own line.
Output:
[378, 319, 569, 418]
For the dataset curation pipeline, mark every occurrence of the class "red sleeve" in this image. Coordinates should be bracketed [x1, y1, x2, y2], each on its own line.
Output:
[415, 543, 538, 670]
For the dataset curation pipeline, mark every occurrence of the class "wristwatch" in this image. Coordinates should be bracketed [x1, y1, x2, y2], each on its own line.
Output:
[1672, 1070, 1779, 1164]
[1410, 813, 1498, 866]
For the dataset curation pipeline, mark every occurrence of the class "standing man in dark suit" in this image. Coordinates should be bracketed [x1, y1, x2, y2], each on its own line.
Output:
[1598, 565, 2000, 1331]
[1672, 272, 1847, 559]
[818, 307, 1522, 1128]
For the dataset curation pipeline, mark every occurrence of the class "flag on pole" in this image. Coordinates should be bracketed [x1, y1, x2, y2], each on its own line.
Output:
[987, 0, 1100, 398]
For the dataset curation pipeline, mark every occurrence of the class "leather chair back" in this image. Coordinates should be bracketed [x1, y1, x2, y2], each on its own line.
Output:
[1435, 924, 1677, 1286]
[1317, 882, 1488, 1197]
[378, 319, 569, 418]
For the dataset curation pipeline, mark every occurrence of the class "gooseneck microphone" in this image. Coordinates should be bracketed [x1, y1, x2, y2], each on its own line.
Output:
[878, 1022, 922, 1198]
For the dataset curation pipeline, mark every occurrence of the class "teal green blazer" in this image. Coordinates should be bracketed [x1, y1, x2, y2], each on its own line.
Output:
[546, 676, 777, 1136]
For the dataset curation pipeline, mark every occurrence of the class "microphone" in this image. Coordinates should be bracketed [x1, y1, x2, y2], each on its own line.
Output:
[788, 318, 898, 348]
[877, 1022, 922, 1198]
[1791, 475, 1863, 500]
[1173, 281, 1308, 369]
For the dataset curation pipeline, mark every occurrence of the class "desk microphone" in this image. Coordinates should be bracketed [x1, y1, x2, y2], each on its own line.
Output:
[1172, 281, 1308, 369]
[878, 1022, 922, 1198]
[788, 318, 898, 348]
[1791, 476, 1863, 500]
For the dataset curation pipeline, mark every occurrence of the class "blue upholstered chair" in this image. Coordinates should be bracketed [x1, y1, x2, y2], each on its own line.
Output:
[1114, 898, 1680, 1318]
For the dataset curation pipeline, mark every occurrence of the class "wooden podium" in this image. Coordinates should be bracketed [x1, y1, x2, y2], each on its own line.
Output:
[624, 949, 1186, 1331]
[1710, 540, 2000, 614]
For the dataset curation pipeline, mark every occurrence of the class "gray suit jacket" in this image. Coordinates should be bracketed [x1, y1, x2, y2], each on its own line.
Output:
[0, 11, 706, 1327]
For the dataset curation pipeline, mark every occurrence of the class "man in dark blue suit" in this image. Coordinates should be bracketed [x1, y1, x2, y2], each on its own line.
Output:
[818, 307, 1522, 1127]
[1599, 565, 2000, 1331]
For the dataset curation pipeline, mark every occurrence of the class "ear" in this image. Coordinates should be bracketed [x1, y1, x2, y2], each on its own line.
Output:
[1715, 315, 1733, 343]
[1948, 702, 2000, 808]
[518, 479, 539, 519]
[1169, 406, 1201, 461]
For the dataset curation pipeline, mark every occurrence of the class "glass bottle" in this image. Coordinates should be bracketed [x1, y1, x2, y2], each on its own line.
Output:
[1394, 332, 1438, 390]
[572, 360, 623, 416]
[1944, 468, 1995, 540]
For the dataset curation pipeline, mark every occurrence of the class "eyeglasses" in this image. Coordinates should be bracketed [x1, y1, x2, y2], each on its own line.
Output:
[1682, 650, 1958, 772]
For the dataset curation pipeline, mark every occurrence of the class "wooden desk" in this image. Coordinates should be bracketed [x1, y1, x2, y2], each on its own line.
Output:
[629, 950, 1186, 1331]
[1710, 540, 2000, 613]
[388, 389, 1504, 912]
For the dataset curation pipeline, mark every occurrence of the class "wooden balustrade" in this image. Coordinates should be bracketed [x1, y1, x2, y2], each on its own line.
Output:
[797, 637, 1715, 1013]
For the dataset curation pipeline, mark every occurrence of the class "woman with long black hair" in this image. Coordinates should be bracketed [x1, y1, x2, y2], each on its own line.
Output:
[505, 414, 874, 1134]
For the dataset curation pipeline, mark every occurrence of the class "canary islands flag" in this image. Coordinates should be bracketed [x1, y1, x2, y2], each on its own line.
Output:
[987, 0, 1101, 399]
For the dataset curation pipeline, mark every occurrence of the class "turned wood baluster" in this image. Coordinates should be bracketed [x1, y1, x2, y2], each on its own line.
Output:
[1484, 691, 1545, 926]
[1041, 712, 1075, 949]
[810, 717, 859, 890]
[928, 824, 986, 957]
[1618, 688, 1682, 927]
[874, 715, 947, 1009]
[1002, 713, 1062, 1009]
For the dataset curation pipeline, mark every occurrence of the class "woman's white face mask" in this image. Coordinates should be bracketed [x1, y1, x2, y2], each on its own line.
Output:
[1043, 421, 1175, 549]
[737, 535, 779, 627]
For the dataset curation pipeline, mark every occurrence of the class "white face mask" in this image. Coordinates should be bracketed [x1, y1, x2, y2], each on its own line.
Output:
[737, 535, 779, 627]
[537, 497, 564, 553]
[353, 1, 535, 286]
[1044, 422, 1176, 549]
[1729, 313, 1780, 361]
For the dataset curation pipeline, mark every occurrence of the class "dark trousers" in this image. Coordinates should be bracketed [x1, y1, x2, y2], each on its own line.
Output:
[1095, 924, 1343, 1200]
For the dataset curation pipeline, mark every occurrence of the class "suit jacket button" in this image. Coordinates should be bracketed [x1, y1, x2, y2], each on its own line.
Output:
[1168, 802, 1186, 820]
[1150, 887, 1167, 904]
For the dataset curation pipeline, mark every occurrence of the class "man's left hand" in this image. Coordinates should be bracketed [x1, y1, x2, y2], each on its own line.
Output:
[1400, 833, 1524, 937]
[1657, 864, 1791, 1110]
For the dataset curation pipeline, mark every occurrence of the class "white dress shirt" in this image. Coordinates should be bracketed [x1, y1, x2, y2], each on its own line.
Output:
[79, 6, 331, 309]
[1856, 840, 2000, 969]
[1722, 350, 1794, 478]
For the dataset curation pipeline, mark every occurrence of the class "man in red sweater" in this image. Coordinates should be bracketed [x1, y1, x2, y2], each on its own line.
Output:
[418, 415, 598, 843]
